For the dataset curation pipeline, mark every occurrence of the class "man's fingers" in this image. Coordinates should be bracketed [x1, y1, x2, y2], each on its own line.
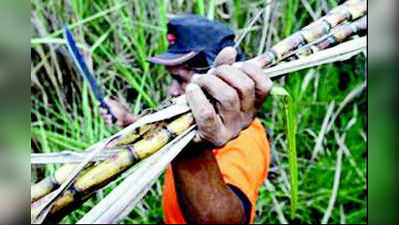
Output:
[125, 114, 139, 124]
[104, 114, 112, 126]
[100, 108, 112, 124]
[197, 75, 241, 123]
[104, 98, 130, 119]
[240, 62, 273, 108]
[185, 83, 224, 145]
[103, 97, 117, 116]
[101, 97, 131, 126]
[215, 65, 255, 113]
[213, 47, 237, 67]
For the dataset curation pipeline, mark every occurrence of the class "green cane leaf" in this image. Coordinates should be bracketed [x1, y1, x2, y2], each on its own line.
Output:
[271, 85, 298, 220]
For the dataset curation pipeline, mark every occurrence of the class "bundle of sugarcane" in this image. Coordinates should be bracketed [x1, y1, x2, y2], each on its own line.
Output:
[31, 0, 367, 223]
[31, 111, 194, 223]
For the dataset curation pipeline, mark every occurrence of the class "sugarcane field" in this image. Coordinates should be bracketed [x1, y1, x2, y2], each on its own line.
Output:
[30, 0, 367, 224]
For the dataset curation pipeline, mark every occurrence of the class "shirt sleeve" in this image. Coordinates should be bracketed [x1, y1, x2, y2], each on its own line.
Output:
[162, 118, 271, 224]
[212, 118, 271, 223]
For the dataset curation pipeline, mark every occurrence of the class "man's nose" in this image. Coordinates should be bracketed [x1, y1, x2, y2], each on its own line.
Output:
[168, 79, 183, 97]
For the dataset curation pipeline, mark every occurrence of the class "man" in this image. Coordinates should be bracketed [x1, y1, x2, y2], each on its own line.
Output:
[101, 15, 273, 224]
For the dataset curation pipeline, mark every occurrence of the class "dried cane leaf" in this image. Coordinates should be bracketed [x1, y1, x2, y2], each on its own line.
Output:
[30, 150, 123, 165]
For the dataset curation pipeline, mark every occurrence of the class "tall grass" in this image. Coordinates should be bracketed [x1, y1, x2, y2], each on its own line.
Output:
[31, 0, 367, 224]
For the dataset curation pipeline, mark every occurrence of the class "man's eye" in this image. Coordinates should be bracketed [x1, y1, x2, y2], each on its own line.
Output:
[171, 74, 183, 82]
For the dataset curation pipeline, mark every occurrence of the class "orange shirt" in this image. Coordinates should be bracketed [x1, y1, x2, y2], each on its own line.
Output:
[162, 119, 271, 224]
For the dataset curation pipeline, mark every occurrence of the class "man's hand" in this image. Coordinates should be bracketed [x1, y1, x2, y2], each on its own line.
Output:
[99, 98, 138, 127]
[185, 47, 273, 147]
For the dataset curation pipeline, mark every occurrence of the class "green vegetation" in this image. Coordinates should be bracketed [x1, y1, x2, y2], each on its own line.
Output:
[31, 0, 366, 223]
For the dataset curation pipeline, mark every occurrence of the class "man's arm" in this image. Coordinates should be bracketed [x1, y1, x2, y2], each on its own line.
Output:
[170, 47, 272, 223]
[171, 142, 248, 224]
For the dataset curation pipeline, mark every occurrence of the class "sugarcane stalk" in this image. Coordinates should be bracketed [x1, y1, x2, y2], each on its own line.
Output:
[247, 0, 366, 68]
[31, 113, 194, 221]
[31, 164, 80, 203]
[31, 123, 155, 203]
[295, 16, 367, 57]
[265, 37, 366, 79]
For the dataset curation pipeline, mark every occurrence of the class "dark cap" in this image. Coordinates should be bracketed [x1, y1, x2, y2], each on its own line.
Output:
[148, 15, 241, 68]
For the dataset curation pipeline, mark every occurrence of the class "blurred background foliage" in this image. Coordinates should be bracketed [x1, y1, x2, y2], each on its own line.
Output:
[30, 0, 366, 223]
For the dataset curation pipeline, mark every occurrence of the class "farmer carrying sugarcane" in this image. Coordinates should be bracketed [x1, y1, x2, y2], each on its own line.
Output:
[100, 15, 272, 224]
[31, 0, 366, 222]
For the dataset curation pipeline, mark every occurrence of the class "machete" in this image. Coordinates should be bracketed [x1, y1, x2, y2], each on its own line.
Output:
[63, 25, 116, 123]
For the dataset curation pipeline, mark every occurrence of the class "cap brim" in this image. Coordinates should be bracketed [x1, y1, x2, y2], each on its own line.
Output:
[147, 51, 199, 66]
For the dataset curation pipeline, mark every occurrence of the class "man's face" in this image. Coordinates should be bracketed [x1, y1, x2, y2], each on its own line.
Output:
[166, 65, 195, 97]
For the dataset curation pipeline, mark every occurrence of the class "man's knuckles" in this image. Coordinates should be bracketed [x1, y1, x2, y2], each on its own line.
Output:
[263, 77, 273, 94]
[241, 62, 272, 94]
[220, 89, 240, 109]
[240, 78, 255, 95]
[217, 65, 255, 96]
[241, 62, 261, 76]
[196, 108, 218, 127]
[197, 75, 240, 109]
[257, 80, 271, 95]
[186, 47, 273, 147]
[198, 74, 220, 90]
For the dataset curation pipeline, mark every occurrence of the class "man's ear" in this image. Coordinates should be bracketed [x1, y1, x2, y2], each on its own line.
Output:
[213, 47, 237, 67]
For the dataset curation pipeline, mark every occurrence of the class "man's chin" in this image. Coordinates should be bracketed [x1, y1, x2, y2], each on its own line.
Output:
[169, 92, 183, 97]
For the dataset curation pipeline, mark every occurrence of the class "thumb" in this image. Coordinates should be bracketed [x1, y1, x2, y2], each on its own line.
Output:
[213, 47, 237, 67]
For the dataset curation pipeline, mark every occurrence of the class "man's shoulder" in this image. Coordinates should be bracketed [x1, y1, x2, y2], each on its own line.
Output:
[249, 118, 266, 131]
[213, 117, 269, 156]
[238, 118, 267, 144]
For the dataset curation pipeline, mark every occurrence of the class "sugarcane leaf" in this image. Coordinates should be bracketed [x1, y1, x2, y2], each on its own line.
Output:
[271, 85, 290, 96]
[30, 38, 89, 50]
[30, 150, 124, 165]
[271, 85, 298, 220]
[45, 2, 128, 38]
[285, 92, 298, 219]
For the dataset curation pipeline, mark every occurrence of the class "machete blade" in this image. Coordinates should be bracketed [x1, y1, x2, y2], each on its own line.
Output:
[63, 25, 116, 123]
